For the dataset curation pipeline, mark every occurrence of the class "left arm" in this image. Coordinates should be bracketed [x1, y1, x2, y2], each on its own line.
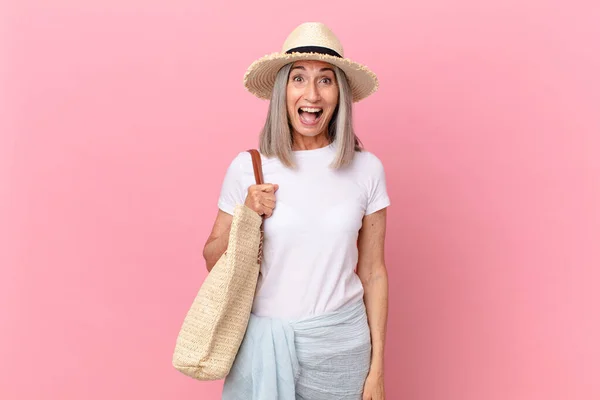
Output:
[356, 207, 388, 399]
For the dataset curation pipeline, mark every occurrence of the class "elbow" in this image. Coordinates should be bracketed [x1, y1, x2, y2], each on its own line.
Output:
[202, 246, 213, 272]
[359, 263, 388, 287]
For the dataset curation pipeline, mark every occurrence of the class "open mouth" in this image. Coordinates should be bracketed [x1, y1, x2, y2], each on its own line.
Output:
[298, 107, 323, 125]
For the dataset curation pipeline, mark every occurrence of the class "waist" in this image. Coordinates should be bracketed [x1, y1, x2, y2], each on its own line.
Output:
[250, 297, 368, 329]
[251, 277, 364, 319]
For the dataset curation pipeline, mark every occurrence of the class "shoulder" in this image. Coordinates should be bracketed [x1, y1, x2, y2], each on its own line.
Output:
[351, 149, 386, 172]
[228, 150, 277, 169]
[228, 150, 253, 167]
[223, 150, 254, 175]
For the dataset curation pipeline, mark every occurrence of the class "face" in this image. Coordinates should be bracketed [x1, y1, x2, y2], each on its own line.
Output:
[286, 60, 339, 139]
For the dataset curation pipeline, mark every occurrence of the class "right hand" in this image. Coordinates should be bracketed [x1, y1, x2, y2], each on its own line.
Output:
[244, 183, 279, 218]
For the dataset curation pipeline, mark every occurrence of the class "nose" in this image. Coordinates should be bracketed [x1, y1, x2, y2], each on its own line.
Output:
[303, 80, 321, 103]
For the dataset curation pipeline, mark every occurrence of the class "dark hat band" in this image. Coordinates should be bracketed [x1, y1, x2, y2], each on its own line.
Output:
[285, 46, 342, 58]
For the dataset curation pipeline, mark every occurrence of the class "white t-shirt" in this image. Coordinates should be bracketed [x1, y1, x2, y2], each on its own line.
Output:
[218, 143, 390, 319]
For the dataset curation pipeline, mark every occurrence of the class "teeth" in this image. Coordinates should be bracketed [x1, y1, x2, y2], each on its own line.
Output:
[300, 107, 322, 113]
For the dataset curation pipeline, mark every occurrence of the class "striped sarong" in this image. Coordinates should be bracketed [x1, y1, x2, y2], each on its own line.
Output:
[221, 299, 372, 399]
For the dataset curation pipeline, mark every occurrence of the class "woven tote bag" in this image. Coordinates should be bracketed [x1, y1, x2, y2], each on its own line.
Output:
[172, 149, 264, 380]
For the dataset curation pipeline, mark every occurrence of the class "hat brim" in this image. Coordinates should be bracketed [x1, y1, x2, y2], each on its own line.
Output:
[243, 52, 379, 103]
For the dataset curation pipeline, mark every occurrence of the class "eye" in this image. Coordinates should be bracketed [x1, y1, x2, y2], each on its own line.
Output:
[292, 75, 304, 82]
[320, 77, 333, 84]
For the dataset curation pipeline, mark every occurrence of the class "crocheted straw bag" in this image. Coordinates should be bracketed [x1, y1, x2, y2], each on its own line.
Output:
[172, 149, 264, 380]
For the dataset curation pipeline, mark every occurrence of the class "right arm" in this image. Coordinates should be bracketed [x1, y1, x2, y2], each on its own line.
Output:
[203, 183, 278, 272]
[202, 210, 233, 272]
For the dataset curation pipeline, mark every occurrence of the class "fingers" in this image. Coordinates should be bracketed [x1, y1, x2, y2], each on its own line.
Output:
[257, 183, 279, 193]
[257, 198, 276, 217]
[259, 204, 274, 218]
[254, 200, 275, 218]
[261, 198, 276, 208]
[245, 183, 278, 218]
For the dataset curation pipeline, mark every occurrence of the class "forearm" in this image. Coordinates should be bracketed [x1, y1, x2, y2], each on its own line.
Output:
[202, 227, 230, 272]
[362, 265, 389, 375]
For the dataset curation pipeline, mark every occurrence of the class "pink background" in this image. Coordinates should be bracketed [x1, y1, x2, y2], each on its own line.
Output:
[2, 0, 599, 399]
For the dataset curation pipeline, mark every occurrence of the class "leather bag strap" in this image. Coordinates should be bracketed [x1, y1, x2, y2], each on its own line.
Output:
[247, 149, 265, 263]
[247, 149, 264, 185]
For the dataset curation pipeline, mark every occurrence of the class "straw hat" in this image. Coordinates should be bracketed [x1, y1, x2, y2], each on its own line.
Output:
[243, 22, 379, 103]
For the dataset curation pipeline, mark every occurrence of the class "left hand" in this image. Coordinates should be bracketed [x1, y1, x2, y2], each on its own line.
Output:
[362, 371, 385, 400]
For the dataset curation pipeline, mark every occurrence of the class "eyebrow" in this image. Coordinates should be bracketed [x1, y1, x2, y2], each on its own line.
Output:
[290, 66, 335, 73]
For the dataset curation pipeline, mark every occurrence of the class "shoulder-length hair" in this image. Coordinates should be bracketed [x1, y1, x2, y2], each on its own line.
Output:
[258, 62, 363, 169]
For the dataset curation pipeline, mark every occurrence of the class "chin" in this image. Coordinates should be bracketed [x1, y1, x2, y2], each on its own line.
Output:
[296, 129, 323, 138]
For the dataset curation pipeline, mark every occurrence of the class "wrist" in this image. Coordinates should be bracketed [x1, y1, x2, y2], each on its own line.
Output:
[369, 358, 384, 377]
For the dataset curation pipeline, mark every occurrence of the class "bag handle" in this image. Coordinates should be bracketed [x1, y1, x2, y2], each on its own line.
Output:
[247, 149, 265, 264]
[247, 149, 264, 185]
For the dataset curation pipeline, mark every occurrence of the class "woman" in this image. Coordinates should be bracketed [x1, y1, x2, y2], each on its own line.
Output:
[203, 22, 390, 400]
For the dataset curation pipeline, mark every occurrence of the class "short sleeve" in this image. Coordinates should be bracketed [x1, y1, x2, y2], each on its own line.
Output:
[365, 154, 391, 215]
[217, 152, 248, 215]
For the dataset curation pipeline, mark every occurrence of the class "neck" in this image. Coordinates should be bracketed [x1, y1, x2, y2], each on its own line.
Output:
[291, 131, 330, 151]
